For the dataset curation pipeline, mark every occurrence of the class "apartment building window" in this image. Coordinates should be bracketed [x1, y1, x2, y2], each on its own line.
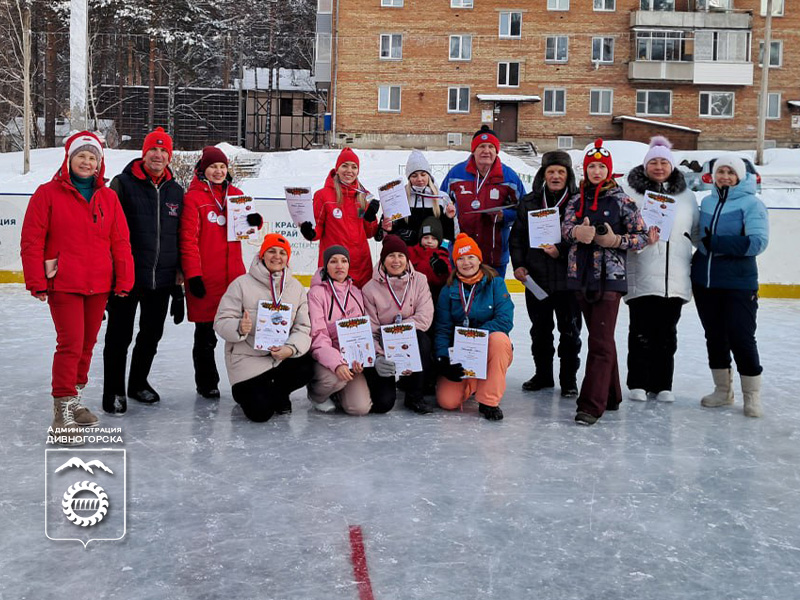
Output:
[699, 91, 734, 118]
[767, 93, 781, 119]
[497, 62, 520, 87]
[548, 0, 569, 10]
[316, 33, 332, 63]
[759, 41, 783, 67]
[593, 0, 615, 10]
[380, 34, 402, 60]
[640, 0, 674, 9]
[546, 36, 568, 62]
[378, 85, 401, 112]
[695, 30, 750, 62]
[499, 12, 522, 39]
[696, 0, 732, 8]
[543, 89, 566, 115]
[761, 0, 784, 16]
[592, 37, 614, 63]
[381, 0, 403, 6]
[636, 90, 671, 116]
[449, 35, 472, 60]
[318, 0, 332, 13]
[590, 89, 613, 115]
[448, 87, 470, 113]
[636, 31, 688, 62]
[451, 0, 473, 7]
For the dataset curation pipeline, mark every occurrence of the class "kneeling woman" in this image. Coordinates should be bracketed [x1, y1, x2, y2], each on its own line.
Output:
[307, 246, 374, 415]
[362, 235, 435, 414]
[435, 234, 514, 420]
[214, 234, 313, 422]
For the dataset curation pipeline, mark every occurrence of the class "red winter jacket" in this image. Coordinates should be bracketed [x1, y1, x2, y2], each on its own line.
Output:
[20, 143, 134, 297]
[407, 245, 451, 302]
[179, 176, 250, 322]
[312, 171, 379, 288]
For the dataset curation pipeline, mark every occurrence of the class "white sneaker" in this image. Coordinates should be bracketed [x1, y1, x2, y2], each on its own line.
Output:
[655, 390, 675, 403]
[629, 388, 647, 402]
[313, 398, 336, 413]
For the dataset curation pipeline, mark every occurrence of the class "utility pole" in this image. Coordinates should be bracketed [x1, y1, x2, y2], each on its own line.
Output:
[22, 2, 31, 173]
[756, 0, 774, 166]
[69, 0, 88, 131]
[265, 0, 277, 151]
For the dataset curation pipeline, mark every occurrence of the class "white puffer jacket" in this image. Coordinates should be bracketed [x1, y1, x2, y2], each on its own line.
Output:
[621, 166, 700, 303]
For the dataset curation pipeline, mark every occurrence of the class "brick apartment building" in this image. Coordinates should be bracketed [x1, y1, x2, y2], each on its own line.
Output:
[313, 0, 800, 151]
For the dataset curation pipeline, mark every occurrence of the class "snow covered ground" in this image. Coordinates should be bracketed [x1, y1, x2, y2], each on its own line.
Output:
[2, 284, 799, 599]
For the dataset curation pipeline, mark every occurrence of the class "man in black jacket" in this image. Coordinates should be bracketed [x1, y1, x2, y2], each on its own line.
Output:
[102, 128, 184, 414]
[510, 151, 582, 397]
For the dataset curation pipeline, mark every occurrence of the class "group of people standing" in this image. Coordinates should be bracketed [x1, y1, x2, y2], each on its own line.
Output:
[21, 124, 769, 444]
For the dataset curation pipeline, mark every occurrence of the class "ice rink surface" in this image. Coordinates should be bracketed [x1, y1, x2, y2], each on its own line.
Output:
[1, 283, 799, 600]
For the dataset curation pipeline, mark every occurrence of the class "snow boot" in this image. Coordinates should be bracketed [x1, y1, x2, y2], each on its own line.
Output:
[701, 368, 734, 408]
[479, 404, 504, 421]
[51, 397, 85, 447]
[741, 375, 763, 418]
[73, 384, 99, 426]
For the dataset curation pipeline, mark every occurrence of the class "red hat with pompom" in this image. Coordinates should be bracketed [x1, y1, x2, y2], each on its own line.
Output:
[578, 139, 614, 218]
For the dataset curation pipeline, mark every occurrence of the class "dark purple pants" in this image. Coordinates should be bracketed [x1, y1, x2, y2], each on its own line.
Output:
[576, 291, 622, 418]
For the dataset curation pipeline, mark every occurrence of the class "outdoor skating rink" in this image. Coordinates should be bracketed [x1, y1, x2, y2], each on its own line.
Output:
[2, 283, 799, 600]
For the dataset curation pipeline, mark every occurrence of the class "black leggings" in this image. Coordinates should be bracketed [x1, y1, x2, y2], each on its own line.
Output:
[231, 354, 314, 422]
[365, 329, 433, 413]
[626, 296, 684, 393]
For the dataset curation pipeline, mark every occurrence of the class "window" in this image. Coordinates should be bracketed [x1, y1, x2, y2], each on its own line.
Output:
[697, 0, 732, 8]
[378, 85, 401, 112]
[448, 87, 470, 113]
[592, 37, 614, 63]
[694, 31, 750, 62]
[380, 34, 402, 60]
[640, 0, 674, 9]
[315, 33, 332, 63]
[761, 0, 784, 16]
[303, 98, 318, 116]
[499, 12, 522, 38]
[497, 62, 520, 87]
[593, 0, 615, 9]
[280, 98, 294, 117]
[590, 89, 613, 115]
[543, 89, 566, 115]
[636, 90, 671, 115]
[558, 136, 574, 149]
[759, 41, 782, 67]
[548, 0, 569, 9]
[381, 0, 403, 6]
[546, 36, 569, 62]
[451, 0, 473, 7]
[318, 0, 333, 13]
[767, 92, 781, 120]
[449, 35, 472, 60]
[636, 31, 689, 61]
[699, 91, 734, 117]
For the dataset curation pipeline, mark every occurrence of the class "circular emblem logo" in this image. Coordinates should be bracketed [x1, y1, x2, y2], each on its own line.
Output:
[481, 134, 488, 140]
[471, 200, 481, 210]
[207, 211, 217, 223]
[216, 215, 227, 226]
[62, 481, 109, 527]
[333, 208, 343, 219]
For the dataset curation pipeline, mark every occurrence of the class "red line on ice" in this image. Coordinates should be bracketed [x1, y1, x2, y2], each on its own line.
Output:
[348, 525, 375, 600]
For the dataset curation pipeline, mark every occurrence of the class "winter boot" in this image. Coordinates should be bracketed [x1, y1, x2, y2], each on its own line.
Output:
[478, 403, 504, 421]
[51, 397, 85, 447]
[404, 393, 433, 415]
[73, 384, 99, 426]
[559, 373, 579, 398]
[103, 393, 127, 416]
[701, 368, 734, 408]
[128, 381, 160, 404]
[522, 373, 554, 392]
[741, 375, 763, 418]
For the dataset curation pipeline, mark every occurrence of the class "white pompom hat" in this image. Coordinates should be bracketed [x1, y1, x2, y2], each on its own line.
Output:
[642, 135, 675, 169]
[714, 154, 746, 183]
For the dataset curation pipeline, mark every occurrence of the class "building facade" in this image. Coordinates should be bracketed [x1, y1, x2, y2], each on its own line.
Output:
[314, 0, 800, 150]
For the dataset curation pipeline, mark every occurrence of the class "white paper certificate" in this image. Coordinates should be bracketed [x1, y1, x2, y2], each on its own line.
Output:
[336, 316, 376, 369]
[380, 322, 422, 373]
[642, 191, 679, 242]
[227, 195, 259, 242]
[452, 327, 489, 380]
[527, 208, 562, 247]
[284, 187, 315, 226]
[377, 179, 411, 222]
[254, 301, 293, 350]
[523, 275, 549, 301]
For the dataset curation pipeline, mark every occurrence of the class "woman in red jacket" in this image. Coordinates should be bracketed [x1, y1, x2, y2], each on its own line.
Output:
[179, 146, 263, 399]
[299, 148, 380, 288]
[21, 131, 134, 445]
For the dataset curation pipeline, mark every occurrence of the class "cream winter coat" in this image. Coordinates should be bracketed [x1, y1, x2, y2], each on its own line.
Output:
[214, 257, 311, 385]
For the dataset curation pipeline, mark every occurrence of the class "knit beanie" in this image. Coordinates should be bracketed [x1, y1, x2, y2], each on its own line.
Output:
[471, 125, 500, 153]
[418, 216, 443, 245]
[541, 150, 573, 172]
[380, 235, 410, 264]
[65, 131, 103, 164]
[642, 136, 675, 169]
[405, 149, 434, 181]
[335, 147, 360, 171]
[451, 233, 482, 262]
[713, 154, 746, 183]
[259, 233, 292, 261]
[142, 127, 173, 160]
[323, 245, 350, 266]
[198, 146, 229, 174]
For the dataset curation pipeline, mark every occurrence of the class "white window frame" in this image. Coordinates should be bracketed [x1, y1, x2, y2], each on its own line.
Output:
[592, 37, 614, 63]
[545, 36, 569, 63]
[636, 89, 672, 116]
[543, 88, 567, 116]
[315, 33, 332, 64]
[449, 35, 472, 61]
[699, 91, 734, 118]
[379, 34, 403, 60]
[641, 0, 674, 9]
[558, 136, 574, 150]
[767, 92, 781, 120]
[380, 0, 403, 6]
[758, 40, 783, 68]
[589, 89, 613, 115]
[761, 0, 784, 16]
[548, 0, 569, 10]
[317, 0, 333, 14]
[378, 85, 401, 113]
[451, 0, 473, 8]
[499, 11, 522, 39]
[593, 0, 615, 10]
[497, 62, 520, 87]
[448, 87, 470, 113]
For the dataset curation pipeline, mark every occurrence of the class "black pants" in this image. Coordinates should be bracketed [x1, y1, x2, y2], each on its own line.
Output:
[524, 289, 582, 384]
[694, 286, 762, 376]
[193, 322, 220, 391]
[626, 296, 684, 393]
[231, 353, 315, 422]
[103, 287, 171, 397]
[365, 330, 434, 413]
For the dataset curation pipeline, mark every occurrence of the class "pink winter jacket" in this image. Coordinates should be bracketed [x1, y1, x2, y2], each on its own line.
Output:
[361, 262, 434, 355]
[308, 268, 367, 372]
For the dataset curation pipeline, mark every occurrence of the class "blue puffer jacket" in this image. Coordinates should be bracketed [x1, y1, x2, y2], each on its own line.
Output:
[434, 274, 514, 358]
[691, 174, 769, 290]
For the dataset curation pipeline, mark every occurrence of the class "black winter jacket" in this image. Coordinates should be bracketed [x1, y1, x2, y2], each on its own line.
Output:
[110, 159, 183, 290]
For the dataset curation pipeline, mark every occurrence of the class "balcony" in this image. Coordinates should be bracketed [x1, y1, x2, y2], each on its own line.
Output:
[628, 60, 753, 85]
[630, 10, 752, 30]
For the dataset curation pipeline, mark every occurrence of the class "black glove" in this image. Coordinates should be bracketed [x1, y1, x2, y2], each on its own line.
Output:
[170, 286, 185, 324]
[300, 221, 316, 241]
[246, 212, 263, 228]
[362, 199, 380, 223]
[437, 356, 464, 383]
[701, 227, 712, 252]
[188, 276, 206, 299]
[430, 254, 449, 277]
